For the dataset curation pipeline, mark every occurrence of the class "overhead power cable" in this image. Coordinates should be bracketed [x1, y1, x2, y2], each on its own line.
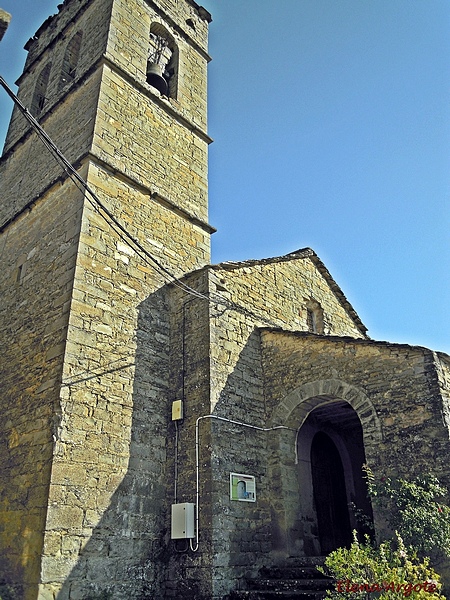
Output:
[0, 75, 281, 327]
[0, 75, 207, 300]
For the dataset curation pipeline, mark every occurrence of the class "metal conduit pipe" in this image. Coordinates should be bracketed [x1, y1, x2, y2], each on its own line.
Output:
[190, 414, 298, 552]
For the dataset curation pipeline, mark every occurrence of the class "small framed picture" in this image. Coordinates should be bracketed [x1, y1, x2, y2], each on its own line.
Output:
[230, 472, 256, 502]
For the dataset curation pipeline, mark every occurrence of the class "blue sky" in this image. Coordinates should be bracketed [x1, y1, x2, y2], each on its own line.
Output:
[1, 1, 449, 353]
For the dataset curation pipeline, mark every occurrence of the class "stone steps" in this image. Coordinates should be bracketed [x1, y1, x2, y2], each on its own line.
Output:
[227, 557, 334, 600]
[249, 578, 331, 591]
[229, 593, 329, 599]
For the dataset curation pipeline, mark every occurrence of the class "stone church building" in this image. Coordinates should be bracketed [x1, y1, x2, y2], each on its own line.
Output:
[0, 0, 449, 598]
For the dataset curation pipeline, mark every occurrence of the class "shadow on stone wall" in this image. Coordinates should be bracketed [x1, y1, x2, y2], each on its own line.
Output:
[55, 287, 172, 600]
[41, 304, 450, 599]
[192, 329, 278, 599]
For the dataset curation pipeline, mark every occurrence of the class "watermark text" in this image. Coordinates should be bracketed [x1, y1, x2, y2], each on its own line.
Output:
[336, 580, 438, 596]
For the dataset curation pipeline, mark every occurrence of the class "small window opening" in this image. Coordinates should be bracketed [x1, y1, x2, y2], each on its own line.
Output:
[15, 262, 26, 285]
[305, 299, 324, 334]
[307, 308, 317, 333]
[59, 31, 83, 89]
[31, 62, 52, 117]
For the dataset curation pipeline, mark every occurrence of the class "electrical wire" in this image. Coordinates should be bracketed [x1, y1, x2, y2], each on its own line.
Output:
[190, 414, 298, 552]
[0, 76, 208, 300]
[0, 75, 283, 326]
[1, 78, 304, 554]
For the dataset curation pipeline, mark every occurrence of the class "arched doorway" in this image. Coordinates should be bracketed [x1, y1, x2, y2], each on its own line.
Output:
[268, 381, 381, 558]
[311, 431, 352, 553]
[295, 400, 373, 556]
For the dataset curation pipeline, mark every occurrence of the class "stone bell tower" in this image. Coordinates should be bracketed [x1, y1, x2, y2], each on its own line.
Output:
[0, 0, 212, 598]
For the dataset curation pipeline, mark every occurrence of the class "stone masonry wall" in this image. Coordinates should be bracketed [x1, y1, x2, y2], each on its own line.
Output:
[260, 332, 448, 471]
[38, 143, 210, 598]
[260, 331, 450, 549]
[91, 63, 209, 224]
[4, 0, 209, 157]
[93, 0, 211, 225]
[107, 0, 210, 131]
[0, 68, 102, 227]
[434, 352, 450, 435]
[209, 254, 366, 414]
[0, 178, 85, 600]
[160, 256, 366, 599]
[207, 257, 366, 598]
[3, 0, 112, 154]
[165, 270, 215, 599]
[1, 0, 211, 595]
[164, 257, 450, 599]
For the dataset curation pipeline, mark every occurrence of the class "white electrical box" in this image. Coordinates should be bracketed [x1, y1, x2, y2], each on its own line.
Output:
[171, 503, 195, 539]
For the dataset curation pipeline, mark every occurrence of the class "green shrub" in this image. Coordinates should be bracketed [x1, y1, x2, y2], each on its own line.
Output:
[320, 531, 445, 600]
[364, 466, 450, 561]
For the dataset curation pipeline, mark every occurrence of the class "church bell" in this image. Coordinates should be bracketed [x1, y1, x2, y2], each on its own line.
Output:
[146, 62, 168, 96]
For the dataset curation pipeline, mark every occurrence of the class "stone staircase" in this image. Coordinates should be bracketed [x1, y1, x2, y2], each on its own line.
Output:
[227, 557, 334, 599]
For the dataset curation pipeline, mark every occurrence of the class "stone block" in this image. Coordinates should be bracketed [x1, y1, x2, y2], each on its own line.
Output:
[45, 506, 84, 531]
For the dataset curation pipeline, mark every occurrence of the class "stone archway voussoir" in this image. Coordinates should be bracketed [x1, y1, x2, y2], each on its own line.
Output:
[270, 378, 383, 443]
